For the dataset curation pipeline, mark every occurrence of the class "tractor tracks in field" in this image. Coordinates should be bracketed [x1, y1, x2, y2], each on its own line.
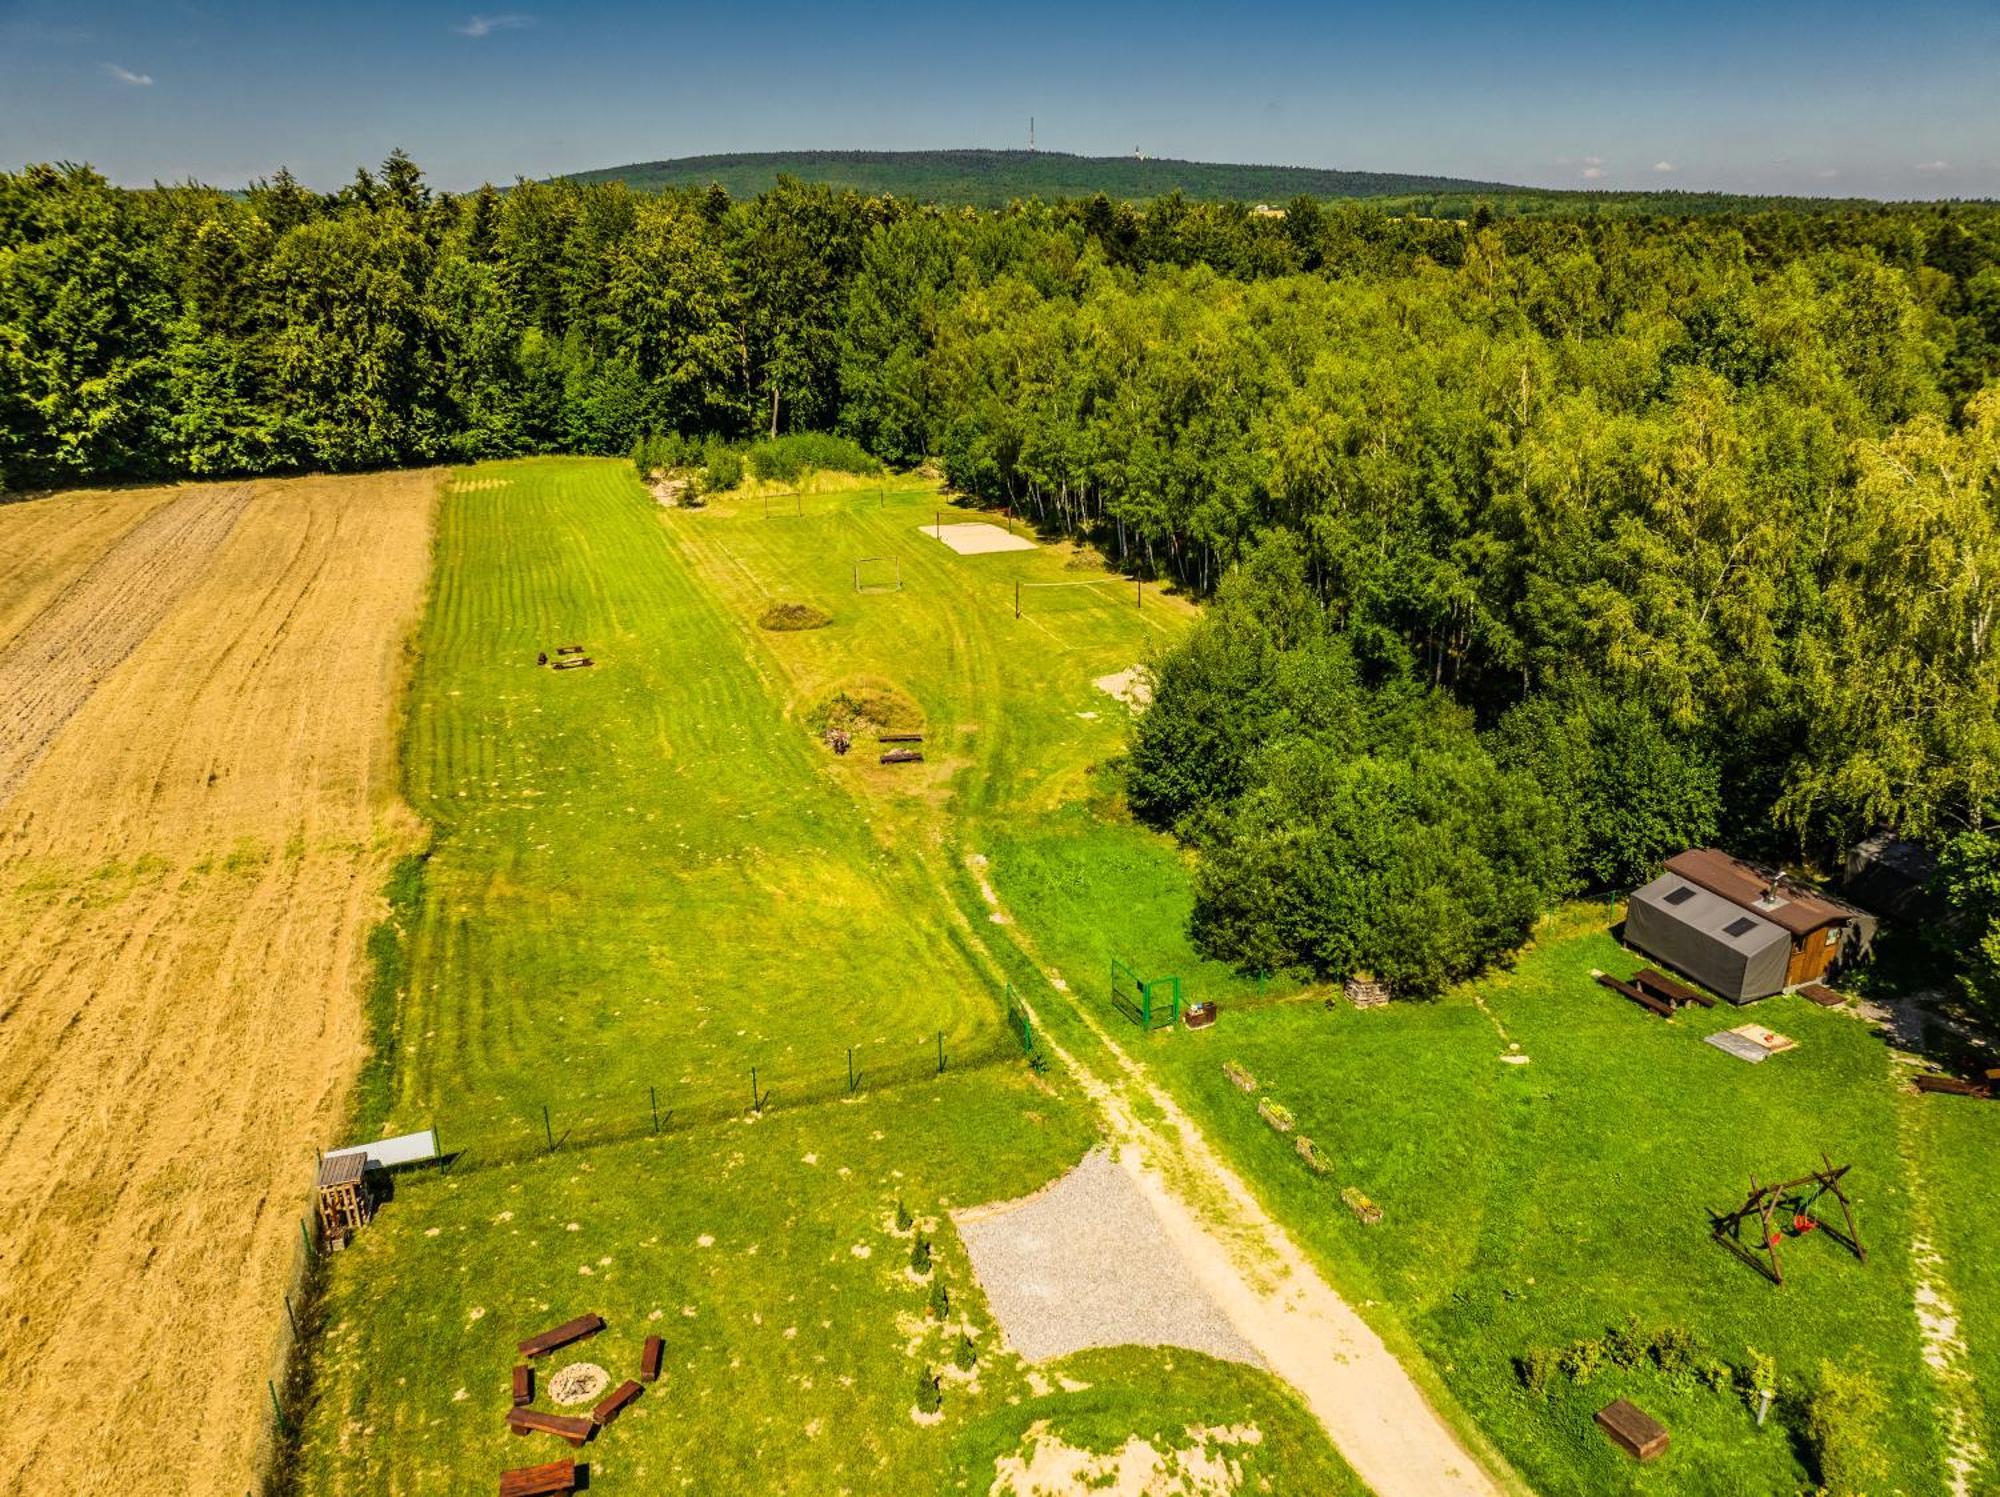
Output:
[0, 482, 252, 812]
[962, 859, 1524, 1497]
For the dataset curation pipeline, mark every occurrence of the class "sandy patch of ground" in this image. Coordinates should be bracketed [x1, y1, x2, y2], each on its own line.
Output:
[956, 1150, 1259, 1366]
[0, 469, 439, 1494]
[990, 1419, 1262, 1496]
[921, 521, 1039, 555]
[1094, 666, 1154, 712]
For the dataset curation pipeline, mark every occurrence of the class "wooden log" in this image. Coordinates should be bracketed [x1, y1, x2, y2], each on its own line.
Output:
[877, 732, 924, 743]
[499, 1458, 577, 1497]
[511, 1364, 533, 1407]
[592, 1378, 643, 1427]
[640, 1334, 664, 1382]
[879, 749, 923, 764]
[1595, 1398, 1669, 1462]
[517, 1314, 605, 1358]
[505, 1407, 593, 1447]
[1916, 1074, 1986, 1097]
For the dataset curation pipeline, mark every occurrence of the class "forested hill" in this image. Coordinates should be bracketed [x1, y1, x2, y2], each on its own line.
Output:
[561, 148, 1521, 206]
[559, 148, 1908, 214]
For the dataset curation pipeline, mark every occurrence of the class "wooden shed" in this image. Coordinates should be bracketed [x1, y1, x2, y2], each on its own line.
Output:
[315, 1151, 373, 1247]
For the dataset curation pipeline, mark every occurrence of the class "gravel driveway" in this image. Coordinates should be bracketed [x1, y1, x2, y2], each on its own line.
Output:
[954, 1149, 1260, 1366]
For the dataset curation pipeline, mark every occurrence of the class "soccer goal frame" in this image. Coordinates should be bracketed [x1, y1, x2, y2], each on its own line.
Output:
[1111, 958, 1181, 1030]
[852, 556, 903, 593]
[1014, 576, 1143, 618]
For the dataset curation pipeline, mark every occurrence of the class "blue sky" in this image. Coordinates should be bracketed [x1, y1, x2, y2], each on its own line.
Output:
[1, 0, 1994, 198]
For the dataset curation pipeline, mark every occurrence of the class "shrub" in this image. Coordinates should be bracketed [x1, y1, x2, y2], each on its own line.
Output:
[703, 439, 744, 491]
[1559, 1336, 1607, 1385]
[909, 1233, 932, 1276]
[1649, 1322, 1699, 1379]
[757, 601, 832, 632]
[927, 1277, 950, 1321]
[1516, 1346, 1562, 1396]
[915, 1366, 942, 1414]
[953, 1331, 978, 1371]
[748, 431, 879, 483]
[894, 1198, 913, 1233]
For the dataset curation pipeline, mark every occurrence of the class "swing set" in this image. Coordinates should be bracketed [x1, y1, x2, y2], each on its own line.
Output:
[1710, 1154, 1865, 1287]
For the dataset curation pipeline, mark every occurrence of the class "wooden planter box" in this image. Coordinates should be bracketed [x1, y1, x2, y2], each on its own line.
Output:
[1340, 1186, 1383, 1225]
[1344, 976, 1390, 1010]
[1295, 1136, 1332, 1175]
[1257, 1099, 1295, 1134]
[1183, 1001, 1217, 1029]
[1222, 1061, 1257, 1093]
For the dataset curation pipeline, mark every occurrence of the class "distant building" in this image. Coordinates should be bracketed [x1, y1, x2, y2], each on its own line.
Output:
[1250, 203, 1287, 219]
[1842, 831, 1937, 921]
[1624, 848, 1877, 1004]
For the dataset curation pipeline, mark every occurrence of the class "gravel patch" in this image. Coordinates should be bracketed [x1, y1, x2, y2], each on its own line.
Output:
[954, 1149, 1260, 1366]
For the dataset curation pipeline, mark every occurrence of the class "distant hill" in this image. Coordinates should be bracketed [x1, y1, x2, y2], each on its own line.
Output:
[561, 148, 1523, 206]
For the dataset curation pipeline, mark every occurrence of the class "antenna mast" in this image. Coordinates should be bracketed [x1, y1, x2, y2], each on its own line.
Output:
[1029, 116, 1035, 153]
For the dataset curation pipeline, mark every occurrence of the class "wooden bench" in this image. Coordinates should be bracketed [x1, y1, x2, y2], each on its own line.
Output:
[592, 1378, 643, 1427]
[517, 1314, 605, 1358]
[499, 1458, 576, 1496]
[1916, 1074, 1989, 1098]
[877, 732, 924, 743]
[511, 1364, 533, 1407]
[1635, 967, 1714, 1009]
[1596, 1398, 1670, 1462]
[640, 1334, 664, 1382]
[1799, 982, 1846, 1008]
[879, 749, 923, 764]
[505, 1408, 594, 1447]
[555, 644, 585, 656]
[551, 657, 594, 671]
[1596, 972, 1673, 1018]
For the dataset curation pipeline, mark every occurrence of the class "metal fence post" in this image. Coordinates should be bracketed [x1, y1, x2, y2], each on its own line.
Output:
[542, 1104, 554, 1152]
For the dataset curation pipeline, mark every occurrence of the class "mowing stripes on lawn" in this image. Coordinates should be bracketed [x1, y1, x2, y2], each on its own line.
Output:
[386, 458, 1009, 1152]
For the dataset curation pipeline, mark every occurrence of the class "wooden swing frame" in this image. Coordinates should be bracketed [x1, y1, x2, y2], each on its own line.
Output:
[1711, 1153, 1865, 1286]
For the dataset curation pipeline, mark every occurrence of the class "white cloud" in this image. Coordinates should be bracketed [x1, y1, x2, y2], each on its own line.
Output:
[1583, 155, 1603, 166]
[1913, 159, 1951, 174]
[455, 13, 533, 37]
[1581, 166, 1605, 180]
[1652, 161, 1675, 173]
[102, 62, 153, 86]
[1815, 168, 1840, 180]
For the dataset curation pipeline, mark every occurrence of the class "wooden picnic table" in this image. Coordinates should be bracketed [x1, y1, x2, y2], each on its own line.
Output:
[511, 1365, 533, 1407]
[1596, 971, 1672, 1018]
[640, 1334, 664, 1382]
[1635, 967, 1714, 1008]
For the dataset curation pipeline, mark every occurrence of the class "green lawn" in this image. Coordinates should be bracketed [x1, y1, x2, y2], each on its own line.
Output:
[294, 458, 1359, 1495]
[1911, 1092, 2000, 1491]
[988, 808, 1965, 1496]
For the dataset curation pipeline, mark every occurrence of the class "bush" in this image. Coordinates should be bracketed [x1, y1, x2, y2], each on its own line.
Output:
[927, 1277, 950, 1321]
[953, 1331, 978, 1371]
[757, 601, 832, 632]
[908, 1233, 932, 1276]
[1516, 1346, 1562, 1396]
[894, 1198, 913, 1233]
[748, 431, 880, 483]
[915, 1366, 942, 1414]
[703, 439, 744, 491]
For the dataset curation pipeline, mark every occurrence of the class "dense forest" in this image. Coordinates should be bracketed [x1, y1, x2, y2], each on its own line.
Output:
[4, 153, 1999, 1006]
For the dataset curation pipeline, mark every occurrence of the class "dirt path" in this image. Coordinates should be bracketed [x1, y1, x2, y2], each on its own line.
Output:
[1894, 1086, 1988, 1497]
[0, 472, 438, 1495]
[970, 877, 1517, 1497]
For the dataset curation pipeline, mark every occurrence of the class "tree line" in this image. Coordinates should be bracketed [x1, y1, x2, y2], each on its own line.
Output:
[4, 152, 1998, 1006]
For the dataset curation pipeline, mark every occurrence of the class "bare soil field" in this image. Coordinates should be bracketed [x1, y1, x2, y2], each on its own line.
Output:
[0, 471, 439, 1494]
[0, 484, 185, 653]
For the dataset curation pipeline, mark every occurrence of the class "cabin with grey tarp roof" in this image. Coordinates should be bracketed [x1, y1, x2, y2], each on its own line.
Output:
[1624, 848, 1875, 1003]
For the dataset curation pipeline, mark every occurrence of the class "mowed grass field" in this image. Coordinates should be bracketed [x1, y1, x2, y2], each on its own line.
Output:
[296, 458, 1363, 1494]
[987, 801, 1989, 1495]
